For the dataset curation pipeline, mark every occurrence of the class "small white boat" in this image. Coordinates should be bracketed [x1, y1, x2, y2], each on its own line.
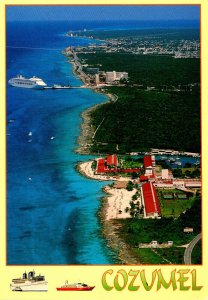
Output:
[52, 84, 71, 89]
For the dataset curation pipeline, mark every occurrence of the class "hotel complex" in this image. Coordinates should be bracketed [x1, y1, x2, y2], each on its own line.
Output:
[105, 71, 128, 83]
[95, 154, 201, 219]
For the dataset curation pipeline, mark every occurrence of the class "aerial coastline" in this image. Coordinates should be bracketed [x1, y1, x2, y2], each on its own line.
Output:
[64, 25, 201, 265]
[68, 45, 145, 263]
[6, 6, 201, 266]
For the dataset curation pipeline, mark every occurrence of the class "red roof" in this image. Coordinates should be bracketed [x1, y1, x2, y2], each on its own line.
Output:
[97, 158, 108, 173]
[97, 155, 141, 174]
[140, 174, 155, 182]
[106, 154, 118, 166]
[144, 155, 153, 168]
[142, 182, 161, 215]
[140, 175, 149, 181]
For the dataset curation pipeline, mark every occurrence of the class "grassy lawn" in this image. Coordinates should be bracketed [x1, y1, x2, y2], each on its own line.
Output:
[121, 161, 143, 169]
[157, 189, 196, 218]
[133, 247, 185, 264]
[133, 248, 166, 264]
[155, 247, 185, 264]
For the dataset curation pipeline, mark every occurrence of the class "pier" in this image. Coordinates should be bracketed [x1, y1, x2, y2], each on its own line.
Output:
[44, 85, 87, 89]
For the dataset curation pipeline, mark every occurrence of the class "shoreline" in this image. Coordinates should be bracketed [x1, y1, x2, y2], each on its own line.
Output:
[65, 46, 200, 265]
[78, 160, 142, 264]
[65, 48, 118, 155]
[99, 196, 141, 265]
[75, 91, 118, 154]
[69, 47, 140, 263]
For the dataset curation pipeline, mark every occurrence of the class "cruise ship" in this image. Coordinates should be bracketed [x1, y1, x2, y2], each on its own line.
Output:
[10, 271, 48, 292]
[8, 75, 47, 89]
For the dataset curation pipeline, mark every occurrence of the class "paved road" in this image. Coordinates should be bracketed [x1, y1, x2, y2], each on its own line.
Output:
[184, 233, 201, 264]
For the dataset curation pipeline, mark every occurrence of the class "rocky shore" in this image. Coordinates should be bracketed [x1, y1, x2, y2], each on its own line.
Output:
[99, 196, 141, 265]
[78, 160, 142, 264]
[65, 48, 140, 264]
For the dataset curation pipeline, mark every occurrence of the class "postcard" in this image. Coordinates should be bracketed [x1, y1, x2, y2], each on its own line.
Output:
[1, 1, 207, 300]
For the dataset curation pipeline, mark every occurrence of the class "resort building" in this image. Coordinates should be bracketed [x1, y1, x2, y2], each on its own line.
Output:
[141, 182, 161, 218]
[140, 174, 155, 182]
[105, 71, 128, 83]
[95, 74, 100, 84]
[143, 155, 155, 176]
[96, 158, 109, 173]
[106, 154, 118, 167]
[162, 169, 173, 180]
[96, 154, 141, 174]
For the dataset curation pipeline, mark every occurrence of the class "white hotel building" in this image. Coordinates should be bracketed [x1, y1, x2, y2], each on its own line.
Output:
[106, 71, 128, 83]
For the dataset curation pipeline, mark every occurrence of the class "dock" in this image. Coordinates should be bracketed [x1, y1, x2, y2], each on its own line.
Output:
[44, 85, 87, 89]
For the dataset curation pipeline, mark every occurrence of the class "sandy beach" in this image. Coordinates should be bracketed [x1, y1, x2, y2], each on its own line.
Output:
[104, 186, 136, 220]
[78, 159, 143, 263]
[78, 160, 139, 220]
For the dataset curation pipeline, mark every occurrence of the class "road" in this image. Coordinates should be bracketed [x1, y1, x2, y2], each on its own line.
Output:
[184, 233, 201, 264]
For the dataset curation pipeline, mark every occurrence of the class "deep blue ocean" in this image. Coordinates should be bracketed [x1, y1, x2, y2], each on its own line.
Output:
[7, 20, 199, 265]
[6, 21, 119, 264]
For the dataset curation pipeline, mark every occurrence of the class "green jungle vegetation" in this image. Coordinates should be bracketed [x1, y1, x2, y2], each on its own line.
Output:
[172, 167, 201, 178]
[78, 53, 200, 86]
[90, 88, 200, 154]
[114, 194, 201, 247]
[191, 240, 202, 264]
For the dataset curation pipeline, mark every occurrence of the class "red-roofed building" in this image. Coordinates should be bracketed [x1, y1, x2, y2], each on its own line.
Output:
[141, 182, 161, 218]
[144, 155, 155, 176]
[96, 154, 141, 174]
[97, 158, 108, 173]
[144, 155, 152, 168]
[106, 154, 118, 167]
[140, 175, 149, 182]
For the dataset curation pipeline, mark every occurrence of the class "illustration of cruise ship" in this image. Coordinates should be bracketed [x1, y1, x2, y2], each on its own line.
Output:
[56, 281, 95, 291]
[8, 75, 47, 89]
[10, 271, 48, 292]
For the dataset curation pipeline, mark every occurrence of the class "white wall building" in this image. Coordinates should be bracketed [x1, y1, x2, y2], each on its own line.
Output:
[106, 71, 128, 83]
[162, 169, 169, 180]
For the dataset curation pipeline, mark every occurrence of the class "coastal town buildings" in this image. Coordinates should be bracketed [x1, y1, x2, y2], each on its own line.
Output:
[105, 71, 128, 83]
[73, 33, 200, 59]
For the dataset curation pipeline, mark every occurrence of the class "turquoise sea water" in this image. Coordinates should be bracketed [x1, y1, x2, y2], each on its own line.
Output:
[7, 21, 117, 264]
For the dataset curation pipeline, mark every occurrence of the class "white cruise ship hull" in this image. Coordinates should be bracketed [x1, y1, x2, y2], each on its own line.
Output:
[9, 82, 45, 89]
[8, 76, 47, 89]
[11, 281, 48, 292]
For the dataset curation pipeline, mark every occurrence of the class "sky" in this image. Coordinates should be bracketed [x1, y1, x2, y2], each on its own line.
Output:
[6, 5, 200, 22]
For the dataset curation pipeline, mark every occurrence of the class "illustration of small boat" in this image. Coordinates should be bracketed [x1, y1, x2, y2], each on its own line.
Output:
[56, 281, 95, 291]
